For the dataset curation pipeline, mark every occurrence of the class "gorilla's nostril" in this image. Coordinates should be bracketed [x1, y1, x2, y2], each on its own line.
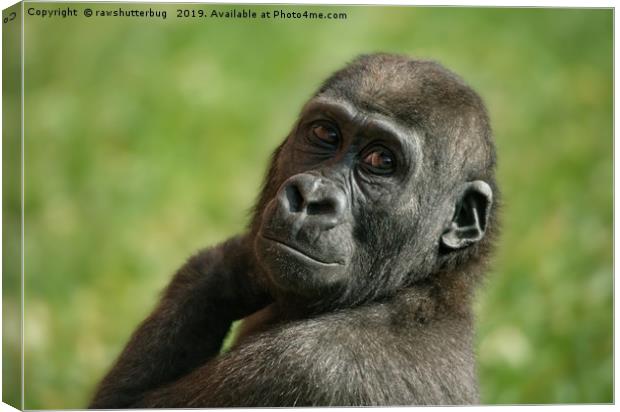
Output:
[280, 175, 346, 227]
[285, 184, 304, 213]
[307, 200, 336, 216]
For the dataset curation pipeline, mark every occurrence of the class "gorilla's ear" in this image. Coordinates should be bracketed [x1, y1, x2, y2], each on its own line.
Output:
[441, 181, 493, 250]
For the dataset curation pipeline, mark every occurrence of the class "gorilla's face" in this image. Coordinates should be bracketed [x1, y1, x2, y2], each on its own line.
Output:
[253, 56, 494, 307]
[254, 97, 435, 304]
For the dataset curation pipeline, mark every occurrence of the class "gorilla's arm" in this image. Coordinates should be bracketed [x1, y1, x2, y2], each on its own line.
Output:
[89, 235, 271, 409]
[133, 303, 477, 407]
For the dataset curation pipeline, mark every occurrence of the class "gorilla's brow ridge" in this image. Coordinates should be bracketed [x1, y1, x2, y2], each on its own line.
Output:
[306, 97, 423, 178]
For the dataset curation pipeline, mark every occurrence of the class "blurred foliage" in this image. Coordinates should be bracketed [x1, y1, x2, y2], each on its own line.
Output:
[4, 4, 611, 408]
[3, 2, 24, 409]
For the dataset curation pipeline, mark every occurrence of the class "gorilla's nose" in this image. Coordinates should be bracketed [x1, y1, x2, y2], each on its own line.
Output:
[278, 174, 346, 230]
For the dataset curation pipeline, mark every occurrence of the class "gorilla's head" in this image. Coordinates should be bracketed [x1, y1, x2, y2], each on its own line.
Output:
[251, 54, 498, 310]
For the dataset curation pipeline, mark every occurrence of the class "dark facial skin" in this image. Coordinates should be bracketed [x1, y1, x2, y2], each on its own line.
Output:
[89, 53, 499, 408]
[255, 97, 430, 308]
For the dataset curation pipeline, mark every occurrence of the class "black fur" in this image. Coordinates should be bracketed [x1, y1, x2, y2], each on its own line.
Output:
[89, 53, 499, 408]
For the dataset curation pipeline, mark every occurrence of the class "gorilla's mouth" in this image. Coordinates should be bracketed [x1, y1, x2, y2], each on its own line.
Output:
[261, 235, 342, 267]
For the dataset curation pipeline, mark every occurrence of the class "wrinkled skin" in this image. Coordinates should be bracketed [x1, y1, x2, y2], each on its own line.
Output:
[89, 53, 499, 408]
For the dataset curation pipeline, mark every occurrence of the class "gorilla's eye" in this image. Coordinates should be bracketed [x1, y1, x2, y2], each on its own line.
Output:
[310, 123, 340, 147]
[362, 148, 396, 175]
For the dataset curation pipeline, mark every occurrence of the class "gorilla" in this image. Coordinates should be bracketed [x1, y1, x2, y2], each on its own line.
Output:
[89, 53, 499, 407]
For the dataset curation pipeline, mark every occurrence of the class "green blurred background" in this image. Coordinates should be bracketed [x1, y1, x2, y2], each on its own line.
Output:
[2, 4, 612, 408]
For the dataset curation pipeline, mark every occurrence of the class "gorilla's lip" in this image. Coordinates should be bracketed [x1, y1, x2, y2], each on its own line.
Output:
[261, 235, 343, 267]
